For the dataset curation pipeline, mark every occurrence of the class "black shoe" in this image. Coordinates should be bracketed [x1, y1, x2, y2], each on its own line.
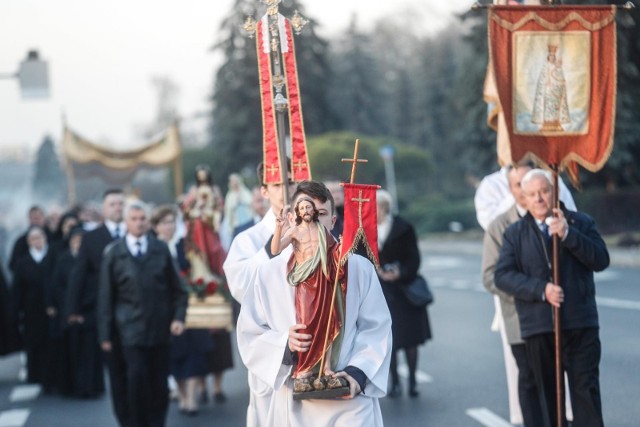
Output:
[214, 392, 227, 403]
[388, 383, 401, 398]
[409, 386, 419, 398]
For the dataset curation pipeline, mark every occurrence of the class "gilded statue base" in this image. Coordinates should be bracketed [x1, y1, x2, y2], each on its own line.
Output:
[185, 294, 233, 331]
[292, 375, 349, 400]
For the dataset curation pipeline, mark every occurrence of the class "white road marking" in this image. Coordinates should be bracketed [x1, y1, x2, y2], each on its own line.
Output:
[596, 296, 640, 311]
[0, 409, 30, 427]
[9, 385, 41, 402]
[466, 407, 513, 427]
[433, 275, 640, 311]
[397, 364, 433, 383]
[425, 256, 465, 270]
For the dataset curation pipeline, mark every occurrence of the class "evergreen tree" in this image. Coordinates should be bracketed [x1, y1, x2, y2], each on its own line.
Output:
[208, 0, 262, 186]
[592, 0, 640, 188]
[370, 20, 421, 145]
[330, 16, 389, 137]
[412, 25, 478, 197]
[447, 13, 498, 188]
[32, 135, 67, 204]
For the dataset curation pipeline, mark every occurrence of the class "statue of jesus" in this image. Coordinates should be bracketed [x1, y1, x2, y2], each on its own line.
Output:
[271, 196, 347, 393]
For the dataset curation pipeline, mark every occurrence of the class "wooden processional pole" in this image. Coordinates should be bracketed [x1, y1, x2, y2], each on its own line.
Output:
[317, 140, 368, 377]
[265, 2, 291, 209]
[551, 164, 564, 427]
[244, 0, 309, 208]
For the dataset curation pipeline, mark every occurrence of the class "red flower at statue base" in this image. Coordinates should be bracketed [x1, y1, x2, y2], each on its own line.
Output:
[205, 281, 218, 295]
[189, 277, 218, 300]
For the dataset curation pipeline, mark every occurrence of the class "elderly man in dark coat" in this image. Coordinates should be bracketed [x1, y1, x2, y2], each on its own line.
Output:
[495, 169, 609, 427]
[98, 200, 188, 427]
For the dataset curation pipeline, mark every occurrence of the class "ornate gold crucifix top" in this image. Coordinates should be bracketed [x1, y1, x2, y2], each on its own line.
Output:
[261, 0, 282, 16]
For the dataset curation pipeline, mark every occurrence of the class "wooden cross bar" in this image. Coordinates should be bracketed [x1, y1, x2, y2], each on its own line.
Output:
[341, 139, 368, 184]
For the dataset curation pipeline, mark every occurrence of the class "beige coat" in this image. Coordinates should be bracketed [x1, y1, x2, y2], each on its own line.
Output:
[481, 204, 523, 345]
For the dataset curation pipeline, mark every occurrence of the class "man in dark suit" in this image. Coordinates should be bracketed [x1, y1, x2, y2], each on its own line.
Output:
[495, 169, 609, 427]
[98, 200, 188, 427]
[66, 189, 126, 400]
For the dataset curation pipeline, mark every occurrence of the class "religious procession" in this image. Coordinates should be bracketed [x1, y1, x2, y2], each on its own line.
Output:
[1, 1, 639, 427]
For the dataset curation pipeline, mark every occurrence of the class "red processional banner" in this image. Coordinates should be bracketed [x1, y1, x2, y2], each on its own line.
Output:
[488, 6, 617, 174]
[256, 14, 311, 184]
[340, 184, 379, 267]
[483, 1, 541, 167]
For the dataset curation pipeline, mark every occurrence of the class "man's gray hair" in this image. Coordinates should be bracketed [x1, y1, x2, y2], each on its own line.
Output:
[124, 200, 149, 218]
[521, 168, 553, 190]
[376, 189, 392, 212]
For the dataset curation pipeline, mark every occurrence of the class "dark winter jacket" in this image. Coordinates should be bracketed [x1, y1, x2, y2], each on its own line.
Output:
[97, 235, 188, 347]
[495, 207, 609, 339]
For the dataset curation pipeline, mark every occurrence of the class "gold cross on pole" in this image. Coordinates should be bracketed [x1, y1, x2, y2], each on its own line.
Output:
[267, 164, 279, 177]
[341, 139, 368, 184]
[351, 189, 370, 228]
[293, 159, 307, 173]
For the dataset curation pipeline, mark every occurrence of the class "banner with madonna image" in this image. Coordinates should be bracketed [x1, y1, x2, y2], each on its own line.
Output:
[488, 5, 617, 173]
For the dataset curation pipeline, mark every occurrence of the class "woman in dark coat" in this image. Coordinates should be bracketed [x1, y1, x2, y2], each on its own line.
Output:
[12, 226, 56, 387]
[47, 226, 92, 398]
[152, 205, 213, 416]
[376, 190, 431, 398]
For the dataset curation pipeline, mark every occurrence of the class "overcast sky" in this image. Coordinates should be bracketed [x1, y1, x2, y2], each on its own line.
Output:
[0, 0, 472, 158]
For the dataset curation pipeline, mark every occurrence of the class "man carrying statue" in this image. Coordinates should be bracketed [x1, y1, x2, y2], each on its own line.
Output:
[237, 180, 392, 426]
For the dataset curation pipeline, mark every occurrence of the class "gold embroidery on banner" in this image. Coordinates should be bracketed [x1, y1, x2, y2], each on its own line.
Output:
[491, 7, 616, 32]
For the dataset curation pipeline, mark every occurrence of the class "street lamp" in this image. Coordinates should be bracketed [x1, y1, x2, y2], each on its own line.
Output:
[0, 50, 50, 99]
[379, 144, 399, 214]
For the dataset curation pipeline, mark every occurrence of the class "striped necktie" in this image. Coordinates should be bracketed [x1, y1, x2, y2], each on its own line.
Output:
[540, 222, 550, 242]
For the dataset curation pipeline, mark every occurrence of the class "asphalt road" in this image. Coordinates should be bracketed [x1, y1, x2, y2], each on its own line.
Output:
[1, 241, 638, 426]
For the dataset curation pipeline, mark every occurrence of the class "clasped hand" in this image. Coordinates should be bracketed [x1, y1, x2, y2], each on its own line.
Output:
[546, 208, 568, 239]
[288, 323, 311, 353]
[544, 283, 564, 308]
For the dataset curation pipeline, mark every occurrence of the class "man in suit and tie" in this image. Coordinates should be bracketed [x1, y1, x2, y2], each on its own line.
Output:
[66, 189, 126, 401]
[98, 200, 187, 427]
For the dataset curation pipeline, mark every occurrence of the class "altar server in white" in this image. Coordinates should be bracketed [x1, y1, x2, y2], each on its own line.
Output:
[223, 163, 294, 426]
[237, 182, 392, 427]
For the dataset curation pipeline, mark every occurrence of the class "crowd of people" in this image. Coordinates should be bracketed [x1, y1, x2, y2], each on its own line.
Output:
[0, 163, 434, 427]
[0, 165, 258, 422]
[2, 158, 608, 427]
